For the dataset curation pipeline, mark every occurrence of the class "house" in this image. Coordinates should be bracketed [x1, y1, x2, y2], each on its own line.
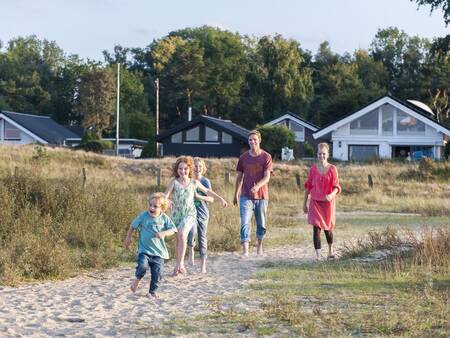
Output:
[65, 138, 147, 158]
[0, 110, 79, 146]
[264, 112, 319, 156]
[155, 115, 250, 157]
[313, 95, 450, 161]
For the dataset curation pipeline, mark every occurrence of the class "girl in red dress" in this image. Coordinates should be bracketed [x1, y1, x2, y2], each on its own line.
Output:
[303, 143, 341, 260]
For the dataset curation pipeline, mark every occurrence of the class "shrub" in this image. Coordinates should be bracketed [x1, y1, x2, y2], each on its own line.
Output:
[303, 142, 314, 157]
[257, 125, 296, 159]
[444, 141, 450, 161]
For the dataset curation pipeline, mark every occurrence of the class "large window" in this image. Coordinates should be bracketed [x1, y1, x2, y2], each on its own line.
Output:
[349, 145, 379, 161]
[222, 132, 232, 144]
[4, 121, 21, 140]
[350, 109, 378, 135]
[381, 105, 394, 136]
[185, 126, 200, 141]
[205, 126, 219, 142]
[171, 132, 182, 143]
[290, 122, 305, 141]
[396, 111, 425, 135]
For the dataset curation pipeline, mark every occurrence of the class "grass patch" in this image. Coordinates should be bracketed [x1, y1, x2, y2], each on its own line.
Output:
[247, 227, 450, 337]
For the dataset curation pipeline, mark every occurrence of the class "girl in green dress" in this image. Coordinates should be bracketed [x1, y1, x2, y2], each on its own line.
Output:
[165, 156, 228, 276]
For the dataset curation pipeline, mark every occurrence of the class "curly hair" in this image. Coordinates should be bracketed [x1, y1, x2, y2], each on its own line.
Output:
[148, 192, 170, 212]
[172, 156, 194, 178]
[193, 157, 207, 175]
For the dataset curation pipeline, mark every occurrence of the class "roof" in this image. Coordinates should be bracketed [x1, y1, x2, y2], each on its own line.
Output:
[1, 111, 80, 144]
[65, 138, 148, 146]
[313, 94, 450, 139]
[156, 115, 250, 142]
[264, 111, 319, 131]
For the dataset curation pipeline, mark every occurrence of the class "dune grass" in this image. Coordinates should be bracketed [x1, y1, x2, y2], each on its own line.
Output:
[0, 144, 449, 287]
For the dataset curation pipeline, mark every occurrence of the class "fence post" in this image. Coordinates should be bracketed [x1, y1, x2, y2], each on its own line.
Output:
[14, 166, 18, 176]
[295, 174, 301, 189]
[225, 172, 230, 185]
[156, 167, 161, 191]
[82, 168, 87, 188]
[368, 174, 374, 189]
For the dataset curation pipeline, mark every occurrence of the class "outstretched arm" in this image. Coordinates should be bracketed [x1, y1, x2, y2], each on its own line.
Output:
[165, 178, 175, 199]
[124, 224, 135, 249]
[195, 191, 214, 203]
[196, 181, 228, 207]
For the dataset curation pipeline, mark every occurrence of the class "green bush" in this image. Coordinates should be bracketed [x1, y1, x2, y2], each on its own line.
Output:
[257, 125, 296, 159]
[75, 131, 114, 153]
[303, 142, 314, 157]
[0, 169, 140, 284]
[444, 141, 450, 161]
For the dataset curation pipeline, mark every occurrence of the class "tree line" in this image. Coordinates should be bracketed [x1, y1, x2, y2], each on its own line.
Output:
[1, 19, 449, 152]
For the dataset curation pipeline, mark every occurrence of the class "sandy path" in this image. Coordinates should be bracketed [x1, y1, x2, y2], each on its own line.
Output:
[0, 246, 314, 337]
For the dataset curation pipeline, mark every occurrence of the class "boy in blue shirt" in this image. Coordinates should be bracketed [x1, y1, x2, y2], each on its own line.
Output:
[124, 192, 177, 298]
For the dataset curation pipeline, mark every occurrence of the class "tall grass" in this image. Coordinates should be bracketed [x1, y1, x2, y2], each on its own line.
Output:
[0, 145, 449, 285]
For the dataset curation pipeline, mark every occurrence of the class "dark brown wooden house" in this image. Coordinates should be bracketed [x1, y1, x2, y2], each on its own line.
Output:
[155, 115, 250, 157]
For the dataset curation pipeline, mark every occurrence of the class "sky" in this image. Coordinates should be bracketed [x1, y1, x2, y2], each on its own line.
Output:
[1, 0, 448, 61]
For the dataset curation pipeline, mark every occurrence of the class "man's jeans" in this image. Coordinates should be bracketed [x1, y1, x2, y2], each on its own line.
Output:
[135, 253, 164, 294]
[239, 197, 268, 243]
[187, 216, 209, 257]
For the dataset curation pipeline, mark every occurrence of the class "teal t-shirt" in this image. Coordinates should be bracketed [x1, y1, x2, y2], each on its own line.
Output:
[131, 211, 176, 259]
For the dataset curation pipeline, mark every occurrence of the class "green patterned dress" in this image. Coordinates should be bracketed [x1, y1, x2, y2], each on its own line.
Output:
[171, 179, 197, 231]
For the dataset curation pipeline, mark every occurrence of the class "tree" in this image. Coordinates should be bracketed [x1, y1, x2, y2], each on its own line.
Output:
[410, 0, 450, 25]
[257, 124, 296, 159]
[255, 35, 313, 121]
[370, 27, 429, 99]
[308, 42, 385, 126]
[77, 67, 116, 138]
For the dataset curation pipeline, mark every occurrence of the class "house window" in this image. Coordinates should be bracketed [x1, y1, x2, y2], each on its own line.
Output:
[171, 132, 182, 143]
[4, 121, 21, 140]
[290, 122, 305, 142]
[222, 132, 232, 144]
[350, 109, 378, 135]
[205, 126, 219, 142]
[381, 105, 394, 136]
[349, 145, 379, 161]
[396, 111, 425, 135]
[185, 127, 200, 141]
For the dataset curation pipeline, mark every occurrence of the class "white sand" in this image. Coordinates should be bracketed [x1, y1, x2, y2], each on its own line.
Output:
[0, 246, 315, 337]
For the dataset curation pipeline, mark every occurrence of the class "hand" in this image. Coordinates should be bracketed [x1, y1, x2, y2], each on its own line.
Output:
[233, 194, 239, 206]
[221, 198, 228, 208]
[250, 185, 258, 195]
[325, 193, 335, 202]
[155, 232, 164, 239]
[302, 204, 308, 214]
[124, 237, 131, 249]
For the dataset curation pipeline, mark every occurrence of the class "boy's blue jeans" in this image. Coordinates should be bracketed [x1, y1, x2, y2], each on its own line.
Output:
[187, 216, 209, 257]
[239, 197, 268, 243]
[135, 253, 164, 294]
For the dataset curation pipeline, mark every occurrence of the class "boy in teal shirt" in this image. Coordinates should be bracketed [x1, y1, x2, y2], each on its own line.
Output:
[124, 192, 176, 298]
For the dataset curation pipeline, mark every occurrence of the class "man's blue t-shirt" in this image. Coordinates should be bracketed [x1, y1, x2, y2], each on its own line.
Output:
[131, 211, 176, 259]
[195, 176, 211, 220]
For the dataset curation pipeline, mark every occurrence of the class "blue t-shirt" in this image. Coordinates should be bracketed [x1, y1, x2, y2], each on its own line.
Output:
[195, 176, 211, 220]
[131, 211, 176, 259]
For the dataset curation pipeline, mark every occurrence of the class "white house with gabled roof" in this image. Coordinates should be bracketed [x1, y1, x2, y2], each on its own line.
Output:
[313, 95, 450, 161]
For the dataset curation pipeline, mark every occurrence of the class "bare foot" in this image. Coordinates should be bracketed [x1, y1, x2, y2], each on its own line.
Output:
[130, 279, 140, 292]
[240, 252, 249, 259]
[200, 267, 207, 273]
[178, 266, 187, 275]
[149, 292, 159, 299]
[188, 258, 195, 266]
